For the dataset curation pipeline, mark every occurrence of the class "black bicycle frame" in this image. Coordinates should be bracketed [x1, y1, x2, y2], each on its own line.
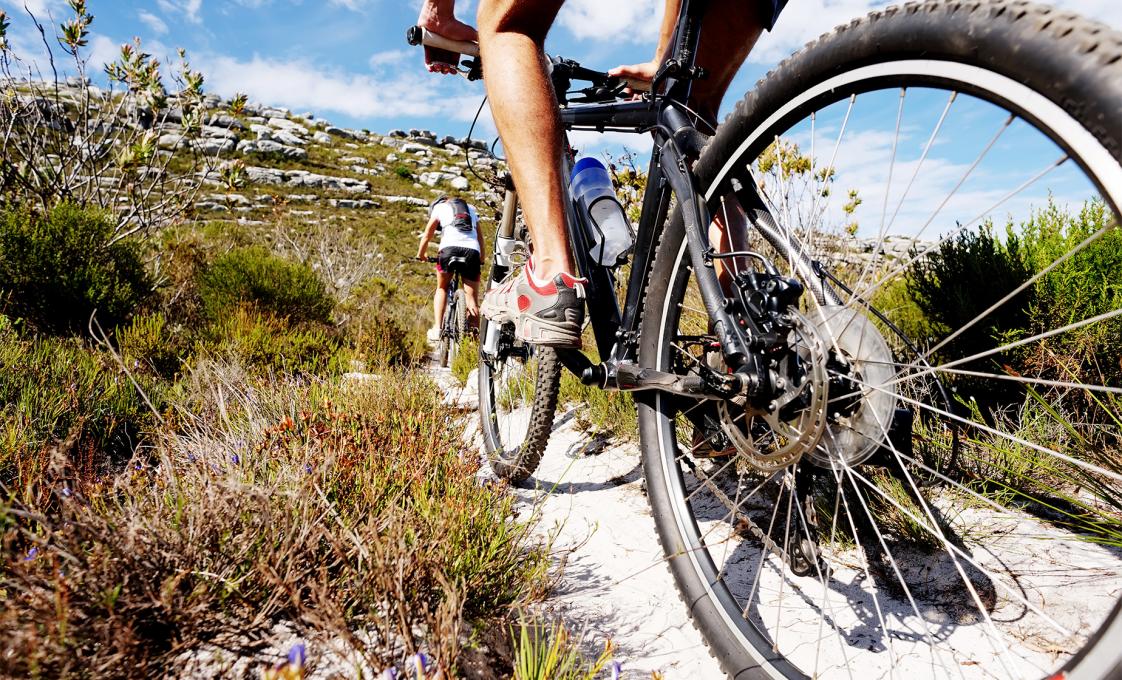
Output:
[553, 0, 760, 387]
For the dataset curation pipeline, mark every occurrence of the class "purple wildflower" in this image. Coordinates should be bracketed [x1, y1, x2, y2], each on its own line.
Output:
[287, 642, 306, 667]
[304, 463, 313, 474]
[187, 453, 197, 462]
[611, 661, 622, 680]
[61, 486, 72, 498]
[24, 547, 38, 561]
[381, 668, 399, 680]
[231, 453, 240, 465]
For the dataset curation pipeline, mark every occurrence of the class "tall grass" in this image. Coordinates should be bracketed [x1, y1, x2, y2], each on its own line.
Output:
[1, 364, 548, 677]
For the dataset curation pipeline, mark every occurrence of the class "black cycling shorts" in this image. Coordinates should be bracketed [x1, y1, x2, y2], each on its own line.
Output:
[437, 246, 482, 281]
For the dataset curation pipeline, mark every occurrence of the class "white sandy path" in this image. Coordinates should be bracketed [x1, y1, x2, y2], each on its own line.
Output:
[432, 366, 726, 679]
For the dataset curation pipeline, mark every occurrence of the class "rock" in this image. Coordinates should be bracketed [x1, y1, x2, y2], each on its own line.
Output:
[386, 153, 399, 163]
[379, 195, 429, 207]
[241, 139, 308, 160]
[245, 116, 266, 124]
[312, 131, 333, 145]
[325, 126, 360, 140]
[194, 201, 228, 212]
[206, 113, 247, 131]
[408, 136, 441, 148]
[339, 156, 367, 165]
[194, 137, 237, 155]
[449, 176, 470, 191]
[271, 130, 306, 147]
[388, 129, 407, 138]
[157, 133, 187, 150]
[243, 168, 369, 193]
[250, 124, 274, 140]
[328, 199, 378, 210]
[206, 193, 252, 206]
[268, 117, 308, 136]
[200, 125, 239, 142]
[285, 194, 319, 203]
[260, 107, 290, 119]
[443, 144, 461, 153]
[202, 93, 222, 108]
[439, 135, 457, 146]
[401, 143, 430, 155]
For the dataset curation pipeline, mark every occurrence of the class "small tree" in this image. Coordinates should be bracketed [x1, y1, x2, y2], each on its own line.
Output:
[0, 2, 217, 243]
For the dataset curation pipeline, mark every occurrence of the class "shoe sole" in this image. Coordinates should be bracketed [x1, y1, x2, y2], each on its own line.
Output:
[518, 315, 582, 348]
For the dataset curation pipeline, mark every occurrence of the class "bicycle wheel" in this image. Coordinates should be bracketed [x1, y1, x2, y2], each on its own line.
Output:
[478, 316, 562, 482]
[448, 288, 466, 367]
[638, 2, 1122, 678]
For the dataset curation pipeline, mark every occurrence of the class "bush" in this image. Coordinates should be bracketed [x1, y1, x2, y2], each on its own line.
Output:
[1, 368, 547, 676]
[198, 246, 333, 325]
[344, 276, 428, 368]
[201, 306, 346, 376]
[1018, 200, 1122, 389]
[0, 316, 159, 489]
[394, 165, 413, 180]
[0, 203, 152, 335]
[118, 312, 186, 379]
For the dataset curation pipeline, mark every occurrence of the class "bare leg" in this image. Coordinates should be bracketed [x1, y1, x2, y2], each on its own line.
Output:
[462, 277, 481, 327]
[433, 269, 453, 330]
[417, 0, 478, 75]
[477, 0, 575, 281]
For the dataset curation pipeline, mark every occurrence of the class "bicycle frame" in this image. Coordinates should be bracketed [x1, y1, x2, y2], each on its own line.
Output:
[488, 0, 782, 393]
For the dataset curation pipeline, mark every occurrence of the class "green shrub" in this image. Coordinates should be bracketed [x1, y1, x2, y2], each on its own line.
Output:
[344, 276, 427, 368]
[394, 165, 413, 180]
[118, 312, 186, 379]
[0, 316, 159, 489]
[201, 306, 346, 376]
[198, 246, 333, 325]
[0, 203, 152, 335]
[1019, 200, 1122, 389]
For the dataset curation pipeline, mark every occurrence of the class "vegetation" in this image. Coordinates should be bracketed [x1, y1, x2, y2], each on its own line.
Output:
[0, 203, 152, 335]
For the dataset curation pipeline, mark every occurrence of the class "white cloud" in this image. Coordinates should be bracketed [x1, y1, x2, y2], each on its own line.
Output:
[556, 0, 663, 44]
[368, 49, 409, 69]
[137, 10, 169, 36]
[195, 52, 483, 121]
[156, 0, 203, 24]
[0, 0, 61, 18]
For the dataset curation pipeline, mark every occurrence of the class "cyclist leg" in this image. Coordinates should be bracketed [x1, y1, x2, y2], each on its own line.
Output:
[461, 249, 483, 325]
[432, 266, 453, 341]
[477, 0, 586, 348]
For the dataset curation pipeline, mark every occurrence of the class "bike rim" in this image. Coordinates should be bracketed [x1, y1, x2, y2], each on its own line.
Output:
[654, 59, 1122, 679]
[480, 320, 540, 459]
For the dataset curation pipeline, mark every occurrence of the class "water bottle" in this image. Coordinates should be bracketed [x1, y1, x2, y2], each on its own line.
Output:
[569, 157, 634, 266]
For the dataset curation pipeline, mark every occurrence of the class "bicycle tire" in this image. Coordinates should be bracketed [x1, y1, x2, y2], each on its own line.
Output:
[449, 289, 466, 367]
[477, 318, 563, 483]
[637, 1, 1122, 678]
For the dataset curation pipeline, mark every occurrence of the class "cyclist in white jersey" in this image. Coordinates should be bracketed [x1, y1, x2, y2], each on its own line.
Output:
[417, 195, 485, 342]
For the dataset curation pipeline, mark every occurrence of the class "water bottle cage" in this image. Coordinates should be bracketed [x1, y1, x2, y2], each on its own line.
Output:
[585, 194, 634, 267]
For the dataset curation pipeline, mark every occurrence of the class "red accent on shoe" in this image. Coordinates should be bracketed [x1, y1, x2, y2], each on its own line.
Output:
[517, 295, 532, 312]
[525, 273, 558, 296]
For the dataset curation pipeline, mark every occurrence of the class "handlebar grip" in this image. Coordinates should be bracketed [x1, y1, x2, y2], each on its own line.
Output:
[406, 26, 480, 58]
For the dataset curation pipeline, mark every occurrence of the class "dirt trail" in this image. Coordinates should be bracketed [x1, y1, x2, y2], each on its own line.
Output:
[429, 364, 725, 678]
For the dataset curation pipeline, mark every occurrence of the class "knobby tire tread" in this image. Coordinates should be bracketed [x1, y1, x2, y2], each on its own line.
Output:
[483, 344, 562, 483]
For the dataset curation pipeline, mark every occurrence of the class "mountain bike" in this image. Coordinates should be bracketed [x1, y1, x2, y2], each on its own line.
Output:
[410, 2, 1122, 677]
[425, 255, 470, 368]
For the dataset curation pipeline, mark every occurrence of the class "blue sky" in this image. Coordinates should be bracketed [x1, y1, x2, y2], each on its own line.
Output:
[2, 0, 1116, 237]
[3, 0, 1108, 144]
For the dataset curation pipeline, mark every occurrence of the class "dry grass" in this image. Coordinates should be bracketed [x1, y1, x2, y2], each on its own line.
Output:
[1, 361, 548, 678]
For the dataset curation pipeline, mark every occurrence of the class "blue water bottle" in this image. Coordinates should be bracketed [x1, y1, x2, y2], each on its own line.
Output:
[569, 157, 634, 266]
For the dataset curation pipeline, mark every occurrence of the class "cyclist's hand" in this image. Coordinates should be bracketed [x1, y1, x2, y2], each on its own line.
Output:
[609, 61, 658, 94]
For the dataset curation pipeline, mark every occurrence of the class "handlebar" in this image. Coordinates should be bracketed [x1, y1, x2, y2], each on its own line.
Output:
[405, 25, 650, 95]
[406, 25, 479, 58]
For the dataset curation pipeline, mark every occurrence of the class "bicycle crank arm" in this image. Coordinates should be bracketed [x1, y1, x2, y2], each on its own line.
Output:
[615, 362, 739, 400]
